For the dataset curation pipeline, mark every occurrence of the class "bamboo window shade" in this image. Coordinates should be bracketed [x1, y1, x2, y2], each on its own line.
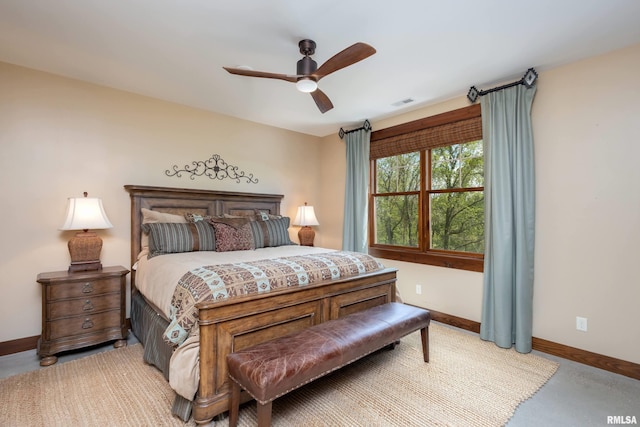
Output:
[370, 105, 482, 160]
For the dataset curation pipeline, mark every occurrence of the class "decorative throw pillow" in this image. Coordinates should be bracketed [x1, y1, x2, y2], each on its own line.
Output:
[140, 208, 187, 259]
[142, 221, 216, 258]
[254, 209, 282, 221]
[249, 217, 295, 248]
[208, 218, 255, 252]
[184, 212, 218, 223]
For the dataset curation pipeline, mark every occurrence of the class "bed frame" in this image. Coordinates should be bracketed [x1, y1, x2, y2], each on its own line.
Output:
[125, 185, 398, 424]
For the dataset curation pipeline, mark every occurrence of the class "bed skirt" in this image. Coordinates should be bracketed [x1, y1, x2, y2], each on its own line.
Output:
[131, 291, 193, 421]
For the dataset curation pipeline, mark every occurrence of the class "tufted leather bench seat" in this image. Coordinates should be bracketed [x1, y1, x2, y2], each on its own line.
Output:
[226, 302, 431, 427]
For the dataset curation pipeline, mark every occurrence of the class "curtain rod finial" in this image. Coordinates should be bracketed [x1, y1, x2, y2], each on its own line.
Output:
[467, 86, 479, 103]
[522, 68, 538, 88]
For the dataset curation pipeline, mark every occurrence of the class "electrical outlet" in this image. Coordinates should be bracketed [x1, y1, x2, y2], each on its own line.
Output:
[415, 284, 422, 295]
[576, 316, 588, 332]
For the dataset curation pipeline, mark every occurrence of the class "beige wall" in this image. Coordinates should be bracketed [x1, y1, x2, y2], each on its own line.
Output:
[0, 62, 322, 342]
[3, 43, 639, 366]
[319, 43, 640, 364]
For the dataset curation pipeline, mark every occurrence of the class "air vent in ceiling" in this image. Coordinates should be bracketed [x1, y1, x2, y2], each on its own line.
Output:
[392, 98, 415, 107]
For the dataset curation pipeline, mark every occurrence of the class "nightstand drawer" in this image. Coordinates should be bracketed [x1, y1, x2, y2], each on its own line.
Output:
[48, 293, 121, 319]
[47, 310, 121, 340]
[47, 277, 119, 300]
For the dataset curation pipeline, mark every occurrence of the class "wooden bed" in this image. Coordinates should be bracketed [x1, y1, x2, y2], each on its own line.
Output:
[125, 185, 398, 424]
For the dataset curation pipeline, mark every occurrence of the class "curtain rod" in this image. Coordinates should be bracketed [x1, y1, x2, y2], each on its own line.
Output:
[339, 119, 371, 139]
[467, 68, 538, 103]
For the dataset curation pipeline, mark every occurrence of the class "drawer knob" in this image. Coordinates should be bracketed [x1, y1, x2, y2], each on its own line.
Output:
[82, 300, 94, 311]
[82, 283, 93, 294]
[82, 318, 94, 329]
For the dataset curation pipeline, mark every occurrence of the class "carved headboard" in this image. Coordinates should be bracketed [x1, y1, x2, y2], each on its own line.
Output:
[124, 185, 284, 279]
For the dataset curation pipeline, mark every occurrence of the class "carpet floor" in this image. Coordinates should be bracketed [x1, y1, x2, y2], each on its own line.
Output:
[0, 323, 558, 426]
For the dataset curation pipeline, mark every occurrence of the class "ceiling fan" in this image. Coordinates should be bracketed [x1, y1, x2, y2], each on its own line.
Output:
[223, 39, 376, 114]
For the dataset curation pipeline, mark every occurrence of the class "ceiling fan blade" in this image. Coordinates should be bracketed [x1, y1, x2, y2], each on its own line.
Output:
[223, 67, 298, 83]
[312, 42, 376, 80]
[310, 89, 334, 114]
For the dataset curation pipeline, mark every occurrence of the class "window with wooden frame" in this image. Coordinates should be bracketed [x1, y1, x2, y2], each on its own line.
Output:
[368, 104, 484, 272]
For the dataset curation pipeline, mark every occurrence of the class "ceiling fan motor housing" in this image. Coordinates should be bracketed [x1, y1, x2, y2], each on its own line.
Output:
[297, 56, 317, 75]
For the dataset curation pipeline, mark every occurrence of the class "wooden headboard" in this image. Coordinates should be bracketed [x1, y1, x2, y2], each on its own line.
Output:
[124, 184, 284, 270]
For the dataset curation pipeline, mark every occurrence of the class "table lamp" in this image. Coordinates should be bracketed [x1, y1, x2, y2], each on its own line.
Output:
[293, 202, 319, 246]
[59, 192, 113, 272]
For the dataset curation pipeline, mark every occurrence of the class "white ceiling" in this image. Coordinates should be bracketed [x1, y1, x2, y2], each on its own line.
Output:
[1, 1, 640, 137]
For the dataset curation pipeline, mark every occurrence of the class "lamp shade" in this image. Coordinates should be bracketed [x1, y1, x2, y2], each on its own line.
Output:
[60, 196, 113, 231]
[293, 204, 319, 227]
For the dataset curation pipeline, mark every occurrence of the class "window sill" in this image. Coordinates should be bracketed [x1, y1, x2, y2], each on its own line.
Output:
[368, 247, 484, 272]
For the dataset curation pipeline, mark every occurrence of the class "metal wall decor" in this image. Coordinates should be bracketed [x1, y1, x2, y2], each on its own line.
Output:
[165, 154, 259, 183]
[339, 119, 372, 139]
[467, 68, 538, 103]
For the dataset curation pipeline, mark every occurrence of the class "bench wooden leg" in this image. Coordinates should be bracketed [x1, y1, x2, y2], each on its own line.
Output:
[256, 401, 272, 427]
[228, 380, 241, 427]
[420, 327, 429, 363]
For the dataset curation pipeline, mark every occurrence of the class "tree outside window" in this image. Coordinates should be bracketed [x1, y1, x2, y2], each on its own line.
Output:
[374, 152, 420, 247]
[369, 105, 484, 271]
[430, 142, 484, 253]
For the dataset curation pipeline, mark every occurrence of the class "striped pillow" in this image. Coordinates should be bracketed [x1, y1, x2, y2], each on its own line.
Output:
[142, 221, 216, 258]
[250, 217, 295, 248]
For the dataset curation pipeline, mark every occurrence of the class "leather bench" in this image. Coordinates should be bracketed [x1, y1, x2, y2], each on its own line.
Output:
[226, 302, 431, 427]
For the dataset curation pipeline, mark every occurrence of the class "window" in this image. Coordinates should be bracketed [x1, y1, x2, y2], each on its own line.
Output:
[368, 105, 484, 271]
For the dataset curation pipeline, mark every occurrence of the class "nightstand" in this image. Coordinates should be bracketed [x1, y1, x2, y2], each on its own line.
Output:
[36, 265, 129, 366]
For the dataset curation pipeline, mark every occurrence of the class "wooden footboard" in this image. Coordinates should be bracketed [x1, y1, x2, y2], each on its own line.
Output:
[192, 267, 397, 424]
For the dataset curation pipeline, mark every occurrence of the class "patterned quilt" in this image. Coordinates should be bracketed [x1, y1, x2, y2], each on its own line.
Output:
[164, 251, 384, 346]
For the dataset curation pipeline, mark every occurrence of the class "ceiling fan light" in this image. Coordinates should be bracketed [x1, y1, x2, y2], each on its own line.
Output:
[296, 78, 318, 93]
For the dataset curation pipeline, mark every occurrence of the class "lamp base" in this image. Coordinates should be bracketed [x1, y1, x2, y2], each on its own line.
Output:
[298, 226, 315, 247]
[68, 261, 103, 273]
[67, 231, 103, 272]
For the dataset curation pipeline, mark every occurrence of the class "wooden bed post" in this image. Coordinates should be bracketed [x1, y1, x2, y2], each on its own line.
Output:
[193, 308, 217, 425]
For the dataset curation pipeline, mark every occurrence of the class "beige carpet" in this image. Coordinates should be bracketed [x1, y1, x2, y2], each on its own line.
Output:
[0, 323, 558, 427]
